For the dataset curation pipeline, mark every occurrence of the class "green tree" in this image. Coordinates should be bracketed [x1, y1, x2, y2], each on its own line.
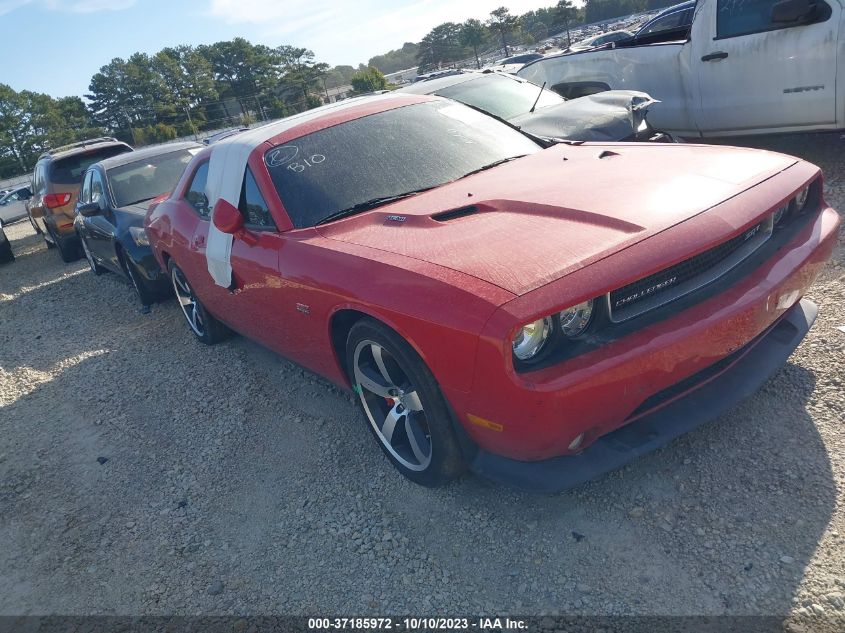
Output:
[0, 84, 101, 175]
[324, 65, 356, 89]
[487, 7, 519, 56]
[277, 45, 329, 108]
[417, 22, 464, 72]
[555, 0, 579, 48]
[368, 43, 420, 74]
[197, 38, 280, 115]
[461, 19, 487, 69]
[350, 67, 389, 94]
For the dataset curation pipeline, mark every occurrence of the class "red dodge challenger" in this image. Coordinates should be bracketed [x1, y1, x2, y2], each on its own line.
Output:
[145, 94, 839, 491]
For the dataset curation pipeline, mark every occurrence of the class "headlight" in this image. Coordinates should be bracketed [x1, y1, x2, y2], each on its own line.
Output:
[512, 317, 552, 361]
[559, 300, 594, 338]
[129, 226, 150, 246]
[794, 186, 810, 211]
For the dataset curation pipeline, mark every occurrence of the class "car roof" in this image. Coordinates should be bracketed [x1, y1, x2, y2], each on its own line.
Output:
[213, 93, 437, 153]
[398, 70, 526, 95]
[656, 0, 696, 16]
[97, 141, 200, 171]
[39, 137, 131, 162]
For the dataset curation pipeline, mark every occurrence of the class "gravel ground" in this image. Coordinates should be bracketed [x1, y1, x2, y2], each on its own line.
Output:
[1, 133, 844, 625]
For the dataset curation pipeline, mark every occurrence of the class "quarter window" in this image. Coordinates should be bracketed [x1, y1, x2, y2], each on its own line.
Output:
[239, 168, 276, 229]
[185, 162, 210, 218]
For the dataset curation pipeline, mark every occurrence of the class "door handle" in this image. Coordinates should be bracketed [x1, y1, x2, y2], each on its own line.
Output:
[190, 235, 206, 250]
[701, 51, 729, 62]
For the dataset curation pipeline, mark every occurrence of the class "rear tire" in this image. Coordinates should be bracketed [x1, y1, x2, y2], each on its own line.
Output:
[346, 318, 465, 487]
[167, 260, 229, 344]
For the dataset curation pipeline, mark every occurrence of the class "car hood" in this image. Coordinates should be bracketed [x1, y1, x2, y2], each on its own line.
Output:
[318, 144, 797, 296]
[510, 90, 658, 141]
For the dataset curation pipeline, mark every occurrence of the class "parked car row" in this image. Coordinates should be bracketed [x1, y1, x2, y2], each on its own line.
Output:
[10, 83, 839, 491]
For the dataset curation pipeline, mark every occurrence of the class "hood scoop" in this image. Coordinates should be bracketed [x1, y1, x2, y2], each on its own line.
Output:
[432, 206, 479, 222]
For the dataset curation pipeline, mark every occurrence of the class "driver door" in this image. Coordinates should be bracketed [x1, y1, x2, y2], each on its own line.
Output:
[85, 170, 119, 270]
[694, 0, 839, 133]
[187, 167, 290, 353]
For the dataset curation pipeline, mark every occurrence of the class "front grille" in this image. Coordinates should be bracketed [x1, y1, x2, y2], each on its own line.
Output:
[608, 216, 773, 322]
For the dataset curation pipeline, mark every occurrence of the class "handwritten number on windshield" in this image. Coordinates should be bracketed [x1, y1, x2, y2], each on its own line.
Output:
[287, 154, 326, 174]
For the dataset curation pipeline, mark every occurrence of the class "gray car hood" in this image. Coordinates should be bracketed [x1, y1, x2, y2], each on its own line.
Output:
[510, 90, 657, 141]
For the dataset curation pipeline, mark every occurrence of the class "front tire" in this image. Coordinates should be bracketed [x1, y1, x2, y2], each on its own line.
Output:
[346, 319, 465, 487]
[80, 232, 105, 276]
[168, 260, 229, 344]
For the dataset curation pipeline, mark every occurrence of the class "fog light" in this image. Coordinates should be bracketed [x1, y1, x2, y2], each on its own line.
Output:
[773, 202, 789, 225]
[568, 433, 585, 451]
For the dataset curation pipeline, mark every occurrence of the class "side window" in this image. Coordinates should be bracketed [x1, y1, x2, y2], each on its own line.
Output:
[717, 0, 830, 39]
[184, 162, 210, 218]
[239, 168, 276, 230]
[90, 171, 106, 204]
[80, 171, 93, 205]
[33, 162, 45, 193]
[644, 12, 682, 35]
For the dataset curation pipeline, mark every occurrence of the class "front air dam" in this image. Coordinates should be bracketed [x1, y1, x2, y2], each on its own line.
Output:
[470, 298, 818, 493]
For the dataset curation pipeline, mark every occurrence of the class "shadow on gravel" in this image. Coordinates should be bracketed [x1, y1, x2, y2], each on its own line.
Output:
[413, 361, 834, 616]
[1, 222, 49, 258]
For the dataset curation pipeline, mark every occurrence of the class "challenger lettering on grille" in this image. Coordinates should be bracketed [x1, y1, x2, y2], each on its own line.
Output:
[615, 276, 679, 308]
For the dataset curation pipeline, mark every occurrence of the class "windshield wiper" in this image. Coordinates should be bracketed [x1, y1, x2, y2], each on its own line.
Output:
[316, 186, 436, 226]
[454, 155, 527, 181]
[122, 197, 156, 207]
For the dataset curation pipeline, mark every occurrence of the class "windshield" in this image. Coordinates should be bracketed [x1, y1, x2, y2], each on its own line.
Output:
[108, 148, 197, 207]
[265, 101, 540, 228]
[436, 75, 564, 121]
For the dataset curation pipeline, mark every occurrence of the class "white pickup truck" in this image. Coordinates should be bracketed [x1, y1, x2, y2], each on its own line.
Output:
[518, 0, 845, 137]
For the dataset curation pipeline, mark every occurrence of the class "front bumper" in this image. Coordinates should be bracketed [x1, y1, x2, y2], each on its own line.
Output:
[471, 298, 817, 493]
[449, 204, 838, 462]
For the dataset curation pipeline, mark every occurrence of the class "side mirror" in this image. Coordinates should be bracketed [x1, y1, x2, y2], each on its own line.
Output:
[77, 202, 102, 217]
[772, 0, 816, 23]
[212, 199, 244, 234]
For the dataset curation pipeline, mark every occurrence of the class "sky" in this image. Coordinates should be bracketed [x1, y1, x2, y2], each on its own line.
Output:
[0, 0, 565, 99]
